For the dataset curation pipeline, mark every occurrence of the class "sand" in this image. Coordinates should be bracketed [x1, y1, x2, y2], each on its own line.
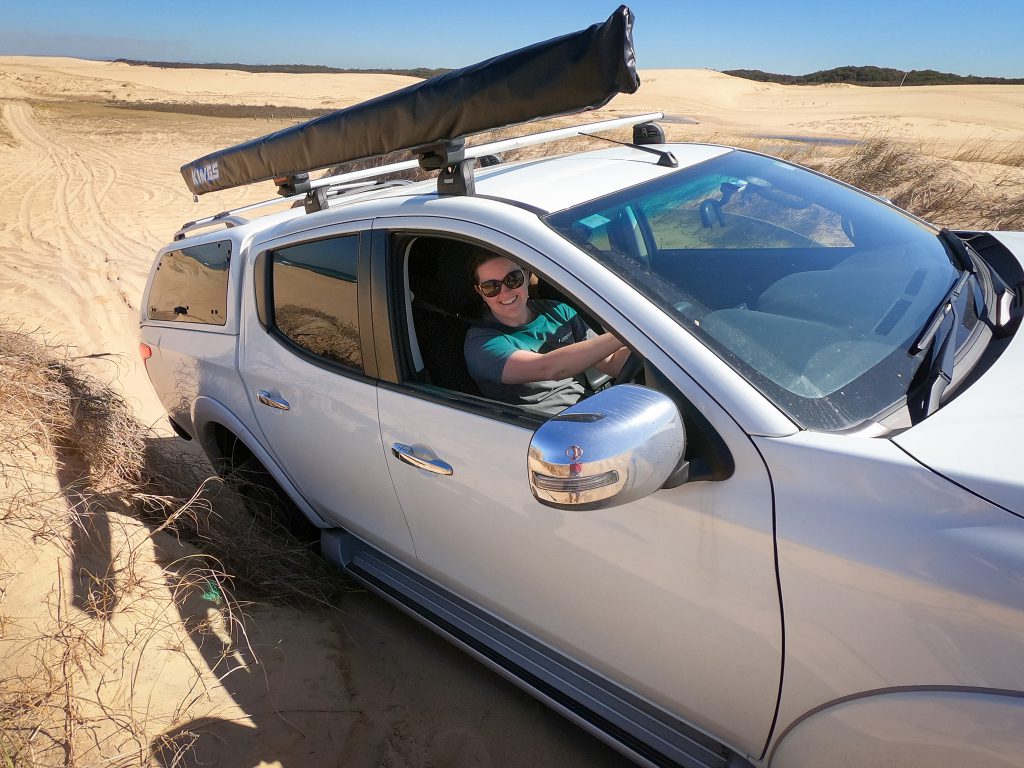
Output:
[614, 68, 1024, 148]
[1, 56, 1022, 767]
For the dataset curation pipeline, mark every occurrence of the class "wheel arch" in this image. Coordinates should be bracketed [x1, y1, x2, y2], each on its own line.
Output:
[767, 687, 1024, 768]
[191, 395, 330, 528]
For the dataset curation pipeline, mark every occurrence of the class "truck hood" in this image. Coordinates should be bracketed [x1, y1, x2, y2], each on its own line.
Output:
[893, 233, 1024, 515]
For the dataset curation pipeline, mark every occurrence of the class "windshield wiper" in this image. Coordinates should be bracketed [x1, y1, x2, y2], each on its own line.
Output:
[909, 270, 971, 419]
[938, 228, 976, 274]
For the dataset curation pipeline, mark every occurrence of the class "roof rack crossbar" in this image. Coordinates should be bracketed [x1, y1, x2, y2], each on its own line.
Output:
[308, 160, 421, 191]
[467, 112, 665, 158]
[303, 178, 413, 213]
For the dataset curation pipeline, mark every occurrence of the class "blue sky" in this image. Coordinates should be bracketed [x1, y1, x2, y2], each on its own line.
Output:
[2, 0, 1022, 77]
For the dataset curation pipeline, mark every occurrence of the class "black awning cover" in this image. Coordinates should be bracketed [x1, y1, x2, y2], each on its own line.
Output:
[181, 5, 639, 195]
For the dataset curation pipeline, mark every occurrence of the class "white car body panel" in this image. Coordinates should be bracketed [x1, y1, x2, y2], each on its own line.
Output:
[471, 144, 732, 212]
[372, 212, 784, 754]
[239, 340, 415, 554]
[756, 429, 1024, 749]
[989, 230, 1024, 258]
[236, 220, 417, 558]
[139, 213, 302, 439]
[145, 328, 242, 436]
[377, 384, 781, 755]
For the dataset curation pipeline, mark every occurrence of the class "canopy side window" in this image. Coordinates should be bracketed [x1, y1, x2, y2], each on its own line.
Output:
[147, 240, 231, 325]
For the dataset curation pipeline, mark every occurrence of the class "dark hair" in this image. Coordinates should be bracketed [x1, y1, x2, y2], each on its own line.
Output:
[469, 250, 519, 284]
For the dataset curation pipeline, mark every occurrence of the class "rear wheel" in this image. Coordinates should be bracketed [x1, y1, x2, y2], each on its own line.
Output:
[210, 425, 319, 545]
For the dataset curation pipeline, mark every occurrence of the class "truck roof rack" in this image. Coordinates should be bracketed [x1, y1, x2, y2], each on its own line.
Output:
[181, 5, 640, 200]
[174, 195, 303, 240]
[173, 111, 666, 237]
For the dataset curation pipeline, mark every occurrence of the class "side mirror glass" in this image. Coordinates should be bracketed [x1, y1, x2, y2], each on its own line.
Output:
[528, 385, 685, 510]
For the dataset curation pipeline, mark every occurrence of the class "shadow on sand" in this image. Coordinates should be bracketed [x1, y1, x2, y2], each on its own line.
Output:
[56, 434, 629, 768]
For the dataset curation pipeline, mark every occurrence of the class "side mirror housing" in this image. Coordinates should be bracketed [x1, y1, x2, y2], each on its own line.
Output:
[528, 385, 685, 510]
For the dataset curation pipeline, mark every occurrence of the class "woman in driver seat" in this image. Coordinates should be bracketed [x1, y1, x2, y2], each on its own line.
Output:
[464, 253, 629, 415]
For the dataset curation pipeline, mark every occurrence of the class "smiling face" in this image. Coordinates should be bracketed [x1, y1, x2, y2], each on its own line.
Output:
[474, 256, 533, 327]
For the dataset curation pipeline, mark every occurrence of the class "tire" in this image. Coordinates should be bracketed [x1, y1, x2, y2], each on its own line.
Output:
[211, 427, 319, 546]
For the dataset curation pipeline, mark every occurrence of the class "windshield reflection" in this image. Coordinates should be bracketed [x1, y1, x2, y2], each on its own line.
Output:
[546, 150, 974, 431]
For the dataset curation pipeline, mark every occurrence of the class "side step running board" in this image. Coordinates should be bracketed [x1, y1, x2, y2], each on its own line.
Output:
[322, 529, 753, 768]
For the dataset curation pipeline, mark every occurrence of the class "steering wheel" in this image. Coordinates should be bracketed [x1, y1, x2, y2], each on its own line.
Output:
[841, 214, 857, 244]
[615, 350, 644, 384]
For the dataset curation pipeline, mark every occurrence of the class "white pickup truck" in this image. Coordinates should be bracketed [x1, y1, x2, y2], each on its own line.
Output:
[140, 7, 1024, 768]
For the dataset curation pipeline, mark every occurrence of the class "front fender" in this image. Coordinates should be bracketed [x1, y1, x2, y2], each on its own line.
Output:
[768, 688, 1024, 768]
[191, 395, 329, 528]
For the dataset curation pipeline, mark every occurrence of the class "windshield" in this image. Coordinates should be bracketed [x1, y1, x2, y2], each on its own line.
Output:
[546, 150, 982, 431]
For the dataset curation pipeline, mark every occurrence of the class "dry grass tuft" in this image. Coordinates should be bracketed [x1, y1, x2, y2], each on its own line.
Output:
[0, 326, 351, 766]
[0, 325, 350, 602]
[806, 136, 1024, 230]
[952, 138, 1024, 168]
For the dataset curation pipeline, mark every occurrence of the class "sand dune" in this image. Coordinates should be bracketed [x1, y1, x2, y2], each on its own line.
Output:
[6, 56, 1024, 144]
[1, 55, 1022, 767]
[0, 56, 420, 110]
[611, 68, 1024, 146]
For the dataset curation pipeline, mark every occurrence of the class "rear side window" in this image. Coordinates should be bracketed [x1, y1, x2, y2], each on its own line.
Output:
[270, 235, 362, 371]
[148, 241, 230, 325]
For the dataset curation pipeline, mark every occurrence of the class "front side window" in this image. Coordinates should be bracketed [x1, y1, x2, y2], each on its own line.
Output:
[547, 150, 978, 431]
[270, 235, 362, 370]
[148, 240, 230, 325]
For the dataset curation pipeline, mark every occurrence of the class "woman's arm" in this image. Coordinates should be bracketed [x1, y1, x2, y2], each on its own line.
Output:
[594, 345, 631, 377]
[500, 332, 626, 385]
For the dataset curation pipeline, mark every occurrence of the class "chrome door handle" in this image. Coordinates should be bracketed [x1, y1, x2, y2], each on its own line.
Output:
[391, 443, 453, 476]
[256, 390, 290, 410]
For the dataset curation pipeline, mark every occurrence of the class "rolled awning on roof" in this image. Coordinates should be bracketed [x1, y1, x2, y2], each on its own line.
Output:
[180, 5, 639, 195]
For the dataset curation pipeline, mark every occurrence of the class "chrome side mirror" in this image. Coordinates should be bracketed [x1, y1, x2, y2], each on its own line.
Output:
[528, 385, 685, 510]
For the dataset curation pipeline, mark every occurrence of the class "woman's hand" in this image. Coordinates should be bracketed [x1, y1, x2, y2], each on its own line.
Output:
[500, 332, 627, 385]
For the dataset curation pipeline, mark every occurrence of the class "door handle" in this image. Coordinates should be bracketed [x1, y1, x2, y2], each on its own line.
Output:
[256, 390, 290, 410]
[391, 443, 453, 476]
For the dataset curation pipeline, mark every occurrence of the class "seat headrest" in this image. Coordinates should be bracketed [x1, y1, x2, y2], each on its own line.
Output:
[408, 238, 488, 319]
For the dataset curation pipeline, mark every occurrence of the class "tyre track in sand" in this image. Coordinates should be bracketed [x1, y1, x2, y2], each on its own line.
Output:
[0, 101, 125, 350]
[0, 98, 286, 424]
[0, 100, 173, 423]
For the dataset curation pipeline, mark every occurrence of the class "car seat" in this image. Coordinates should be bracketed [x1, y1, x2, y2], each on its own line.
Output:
[406, 238, 486, 396]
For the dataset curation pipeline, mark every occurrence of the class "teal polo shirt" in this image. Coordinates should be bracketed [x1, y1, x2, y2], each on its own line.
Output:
[464, 299, 596, 415]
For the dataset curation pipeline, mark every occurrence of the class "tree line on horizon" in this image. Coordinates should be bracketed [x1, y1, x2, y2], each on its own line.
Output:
[113, 59, 449, 79]
[113, 59, 1023, 86]
[723, 65, 1024, 86]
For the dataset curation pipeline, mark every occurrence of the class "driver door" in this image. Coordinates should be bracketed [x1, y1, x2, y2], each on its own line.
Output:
[373, 221, 782, 756]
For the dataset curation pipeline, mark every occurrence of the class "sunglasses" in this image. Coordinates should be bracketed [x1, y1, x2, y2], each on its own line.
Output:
[476, 268, 529, 298]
